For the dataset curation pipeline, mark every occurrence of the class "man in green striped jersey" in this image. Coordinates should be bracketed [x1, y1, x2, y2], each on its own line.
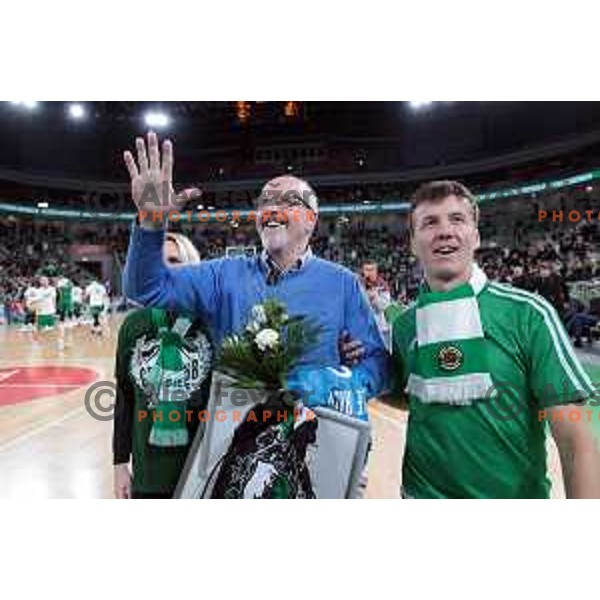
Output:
[391, 180, 600, 499]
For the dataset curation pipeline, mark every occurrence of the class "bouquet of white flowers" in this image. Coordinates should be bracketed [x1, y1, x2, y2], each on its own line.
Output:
[216, 298, 321, 395]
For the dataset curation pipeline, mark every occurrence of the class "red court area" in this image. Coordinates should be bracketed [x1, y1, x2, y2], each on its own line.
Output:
[0, 366, 99, 407]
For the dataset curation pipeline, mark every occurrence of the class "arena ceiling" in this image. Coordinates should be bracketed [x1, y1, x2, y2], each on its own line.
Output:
[0, 101, 599, 189]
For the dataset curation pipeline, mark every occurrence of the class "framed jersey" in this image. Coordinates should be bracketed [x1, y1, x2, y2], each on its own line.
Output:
[175, 371, 371, 499]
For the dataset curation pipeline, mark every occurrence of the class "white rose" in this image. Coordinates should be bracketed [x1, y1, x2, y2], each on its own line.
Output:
[246, 321, 261, 334]
[255, 328, 279, 351]
[251, 304, 267, 325]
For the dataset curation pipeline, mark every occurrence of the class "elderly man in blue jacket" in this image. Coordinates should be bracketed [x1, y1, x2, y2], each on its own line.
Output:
[122, 132, 389, 416]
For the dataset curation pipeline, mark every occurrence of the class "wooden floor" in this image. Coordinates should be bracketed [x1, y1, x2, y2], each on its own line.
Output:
[0, 315, 565, 499]
[0, 320, 116, 499]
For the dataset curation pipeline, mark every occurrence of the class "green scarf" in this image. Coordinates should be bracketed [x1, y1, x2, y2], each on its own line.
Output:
[407, 264, 493, 406]
[147, 309, 192, 447]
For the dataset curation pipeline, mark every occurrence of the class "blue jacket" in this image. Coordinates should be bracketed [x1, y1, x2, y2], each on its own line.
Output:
[123, 223, 390, 401]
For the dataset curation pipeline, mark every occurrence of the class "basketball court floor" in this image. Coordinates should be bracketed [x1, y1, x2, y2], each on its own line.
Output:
[2, 313, 595, 499]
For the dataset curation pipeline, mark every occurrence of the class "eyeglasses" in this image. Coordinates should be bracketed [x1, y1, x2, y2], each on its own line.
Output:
[256, 191, 310, 210]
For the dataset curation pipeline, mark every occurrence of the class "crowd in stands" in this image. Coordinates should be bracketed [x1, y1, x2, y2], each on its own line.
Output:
[479, 221, 600, 284]
[476, 222, 600, 346]
[0, 220, 117, 323]
[3, 213, 600, 346]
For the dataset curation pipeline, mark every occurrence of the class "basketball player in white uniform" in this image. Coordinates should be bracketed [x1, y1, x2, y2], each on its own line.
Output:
[20, 280, 39, 332]
[85, 279, 108, 335]
[33, 276, 65, 349]
[36, 277, 57, 331]
[72, 283, 83, 324]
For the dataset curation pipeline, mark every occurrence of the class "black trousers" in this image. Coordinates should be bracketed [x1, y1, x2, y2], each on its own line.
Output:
[131, 490, 172, 499]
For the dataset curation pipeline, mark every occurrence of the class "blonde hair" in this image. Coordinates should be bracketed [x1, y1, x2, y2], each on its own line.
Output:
[165, 232, 201, 265]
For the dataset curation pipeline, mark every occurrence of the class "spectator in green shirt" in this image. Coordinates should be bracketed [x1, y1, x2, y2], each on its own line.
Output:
[113, 233, 214, 499]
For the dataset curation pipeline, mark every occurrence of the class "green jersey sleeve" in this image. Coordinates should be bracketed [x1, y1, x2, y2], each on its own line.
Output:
[526, 297, 596, 407]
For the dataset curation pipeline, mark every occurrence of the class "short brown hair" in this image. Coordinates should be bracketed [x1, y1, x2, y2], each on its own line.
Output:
[410, 180, 479, 226]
